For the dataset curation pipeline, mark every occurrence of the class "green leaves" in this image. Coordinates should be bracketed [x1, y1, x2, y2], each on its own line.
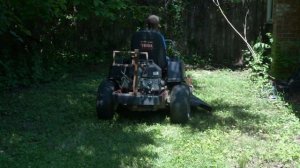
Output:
[244, 34, 273, 85]
[0, 0, 188, 89]
[71, 0, 128, 20]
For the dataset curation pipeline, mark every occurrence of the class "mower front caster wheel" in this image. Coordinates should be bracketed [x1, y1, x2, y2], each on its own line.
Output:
[96, 80, 116, 119]
[170, 84, 191, 123]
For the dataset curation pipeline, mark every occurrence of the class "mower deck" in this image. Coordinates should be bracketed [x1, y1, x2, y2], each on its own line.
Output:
[113, 92, 167, 106]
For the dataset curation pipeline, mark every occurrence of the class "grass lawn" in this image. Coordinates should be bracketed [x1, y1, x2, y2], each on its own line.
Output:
[1, 69, 300, 167]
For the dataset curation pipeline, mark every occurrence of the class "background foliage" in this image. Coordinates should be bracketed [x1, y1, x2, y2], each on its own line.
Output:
[0, 0, 185, 89]
[0, 0, 270, 89]
[244, 33, 272, 83]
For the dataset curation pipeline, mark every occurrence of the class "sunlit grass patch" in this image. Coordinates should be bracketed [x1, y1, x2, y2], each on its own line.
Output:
[1, 69, 300, 167]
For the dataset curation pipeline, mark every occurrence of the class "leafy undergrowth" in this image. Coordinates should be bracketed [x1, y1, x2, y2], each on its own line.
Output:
[1, 69, 300, 167]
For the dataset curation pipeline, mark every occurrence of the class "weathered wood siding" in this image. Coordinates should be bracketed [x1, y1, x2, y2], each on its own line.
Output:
[180, 0, 268, 67]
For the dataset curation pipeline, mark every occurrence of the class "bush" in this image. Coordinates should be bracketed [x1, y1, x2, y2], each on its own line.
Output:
[243, 33, 272, 84]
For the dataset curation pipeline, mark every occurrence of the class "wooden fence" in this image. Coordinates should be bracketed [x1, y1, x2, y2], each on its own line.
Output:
[179, 0, 269, 67]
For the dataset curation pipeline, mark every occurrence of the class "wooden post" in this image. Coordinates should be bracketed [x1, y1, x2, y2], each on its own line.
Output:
[132, 49, 139, 95]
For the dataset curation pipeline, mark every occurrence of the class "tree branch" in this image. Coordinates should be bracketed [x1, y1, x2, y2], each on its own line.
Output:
[212, 0, 256, 57]
[243, 9, 249, 41]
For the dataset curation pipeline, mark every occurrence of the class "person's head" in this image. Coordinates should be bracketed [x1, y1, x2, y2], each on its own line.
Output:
[146, 15, 160, 30]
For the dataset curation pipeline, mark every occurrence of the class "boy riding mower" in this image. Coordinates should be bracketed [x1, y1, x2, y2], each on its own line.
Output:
[96, 30, 212, 123]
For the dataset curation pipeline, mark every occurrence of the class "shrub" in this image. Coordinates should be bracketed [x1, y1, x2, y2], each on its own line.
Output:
[244, 33, 272, 84]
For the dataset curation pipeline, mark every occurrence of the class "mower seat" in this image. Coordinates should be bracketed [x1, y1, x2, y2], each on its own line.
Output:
[131, 30, 167, 69]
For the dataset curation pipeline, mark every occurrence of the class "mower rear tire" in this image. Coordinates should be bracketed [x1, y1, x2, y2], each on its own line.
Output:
[170, 84, 191, 123]
[96, 80, 116, 119]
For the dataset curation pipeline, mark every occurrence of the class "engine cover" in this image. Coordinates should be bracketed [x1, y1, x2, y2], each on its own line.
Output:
[140, 78, 161, 92]
[139, 61, 163, 93]
[141, 60, 162, 78]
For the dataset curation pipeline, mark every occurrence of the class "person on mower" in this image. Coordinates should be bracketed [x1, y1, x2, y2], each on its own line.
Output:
[146, 15, 167, 50]
[131, 15, 168, 69]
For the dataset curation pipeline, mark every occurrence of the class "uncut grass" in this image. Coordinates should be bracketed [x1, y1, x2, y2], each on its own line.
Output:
[1, 69, 300, 167]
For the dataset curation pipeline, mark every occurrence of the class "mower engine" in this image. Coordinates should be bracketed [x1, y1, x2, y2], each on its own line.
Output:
[138, 60, 164, 94]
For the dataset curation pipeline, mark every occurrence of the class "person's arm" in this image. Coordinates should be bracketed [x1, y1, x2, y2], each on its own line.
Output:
[158, 32, 167, 50]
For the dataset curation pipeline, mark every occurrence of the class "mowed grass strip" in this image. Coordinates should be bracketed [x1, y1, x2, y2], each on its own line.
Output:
[1, 70, 300, 167]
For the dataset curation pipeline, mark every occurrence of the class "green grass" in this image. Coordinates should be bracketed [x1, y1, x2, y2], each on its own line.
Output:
[1, 69, 300, 167]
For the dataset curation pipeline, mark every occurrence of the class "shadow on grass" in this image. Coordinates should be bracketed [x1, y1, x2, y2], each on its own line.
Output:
[116, 107, 168, 124]
[189, 99, 267, 134]
[288, 94, 300, 119]
[292, 104, 300, 119]
[0, 74, 159, 168]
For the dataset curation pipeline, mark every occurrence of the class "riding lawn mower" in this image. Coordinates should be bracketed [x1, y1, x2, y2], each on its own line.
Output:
[96, 30, 211, 123]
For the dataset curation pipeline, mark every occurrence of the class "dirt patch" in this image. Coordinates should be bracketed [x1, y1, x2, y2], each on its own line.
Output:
[246, 157, 289, 168]
[296, 135, 300, 144]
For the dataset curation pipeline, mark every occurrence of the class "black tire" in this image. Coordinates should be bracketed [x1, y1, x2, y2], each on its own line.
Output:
[96, 80, 116, 119]
[170, 84, 191, 123]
